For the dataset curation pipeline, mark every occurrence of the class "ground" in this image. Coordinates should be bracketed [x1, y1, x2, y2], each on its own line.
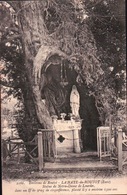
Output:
[2, 164, 127, 181]
[2, 154, 127, 180]
[2, 153, 127, 195]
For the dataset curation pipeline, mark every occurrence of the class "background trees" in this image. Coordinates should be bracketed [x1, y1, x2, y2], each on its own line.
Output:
[0, 0, 126, 151]
[84, 0, 126, 126]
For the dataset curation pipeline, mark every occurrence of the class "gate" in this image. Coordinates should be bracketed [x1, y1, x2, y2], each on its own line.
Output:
[97, 127, 111, 160]
[38, 129, 56, 171]
[117, 128, 127, 171]
[41, 129, 56, 161]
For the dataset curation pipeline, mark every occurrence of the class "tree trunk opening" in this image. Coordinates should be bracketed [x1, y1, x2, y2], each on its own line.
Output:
[17, 1, 102, 151]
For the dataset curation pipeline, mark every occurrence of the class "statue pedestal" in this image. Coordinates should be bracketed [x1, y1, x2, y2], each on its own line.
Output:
[53, 119, 82, 156]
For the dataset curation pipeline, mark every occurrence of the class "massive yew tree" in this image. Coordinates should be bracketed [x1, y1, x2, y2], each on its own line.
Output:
[0, 0, 126, 150]
[14, 1, 102, 128]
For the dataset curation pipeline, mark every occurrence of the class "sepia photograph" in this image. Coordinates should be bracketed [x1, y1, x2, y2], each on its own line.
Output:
[1, 0, 126, 194]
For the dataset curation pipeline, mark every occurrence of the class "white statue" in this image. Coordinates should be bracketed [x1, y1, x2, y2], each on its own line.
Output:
[70, 85, 80, 118]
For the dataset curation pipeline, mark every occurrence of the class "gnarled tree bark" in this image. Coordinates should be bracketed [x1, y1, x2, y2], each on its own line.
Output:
[16, 1, 68, 129]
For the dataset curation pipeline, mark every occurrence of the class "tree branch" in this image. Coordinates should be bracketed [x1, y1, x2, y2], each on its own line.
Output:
[6, 1, 20, 12]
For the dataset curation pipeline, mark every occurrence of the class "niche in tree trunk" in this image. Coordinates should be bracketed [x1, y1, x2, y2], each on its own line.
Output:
[40, 55, 101, 151]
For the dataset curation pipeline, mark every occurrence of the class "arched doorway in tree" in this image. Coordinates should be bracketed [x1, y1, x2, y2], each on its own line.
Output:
[40, 55, 101, 151]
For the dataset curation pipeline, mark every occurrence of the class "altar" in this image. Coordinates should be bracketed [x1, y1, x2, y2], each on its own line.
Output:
[51, 85, 82, 155]
[53, 114, 82, 155]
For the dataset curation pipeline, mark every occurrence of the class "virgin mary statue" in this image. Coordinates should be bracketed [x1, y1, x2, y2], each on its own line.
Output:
[70, 85, 80, 118]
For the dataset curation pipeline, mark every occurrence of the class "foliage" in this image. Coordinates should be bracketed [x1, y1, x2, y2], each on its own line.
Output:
[35, 0, 126, 126]
[0, 0, 126, 134]
[83, 0, 126, 126]
[0, 3, 25, 100]
[64, 0, 126, 126]
[0, 2, 42, 140]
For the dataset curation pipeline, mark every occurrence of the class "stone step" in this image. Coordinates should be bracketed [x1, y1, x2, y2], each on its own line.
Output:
[44, 161, 117, 171]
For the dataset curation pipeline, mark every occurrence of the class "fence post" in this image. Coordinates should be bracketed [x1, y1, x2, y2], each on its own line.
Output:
[17, 144, 20, 164]
[11, 130, 13, 138]
[8, 137, 11, 154]
[109, 115, 112, 150]
[73, 129, 81, 153]
[114, 127, 117, 147]
[37, 131, 44, 171]
[118, 128, 122, 172]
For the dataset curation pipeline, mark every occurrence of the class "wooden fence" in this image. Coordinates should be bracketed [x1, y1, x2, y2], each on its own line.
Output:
[97, 127, 111, 160]
[117, 128, 127, 171]
[38, 129, 55, 171]
[2, 128, 126, 172]
[2, 136, 38, 165]
[97, 126, 127, 172]
[2, 129, 55, 171]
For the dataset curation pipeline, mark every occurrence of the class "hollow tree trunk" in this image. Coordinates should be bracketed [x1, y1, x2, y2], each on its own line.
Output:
[17, 1, 66, 129]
